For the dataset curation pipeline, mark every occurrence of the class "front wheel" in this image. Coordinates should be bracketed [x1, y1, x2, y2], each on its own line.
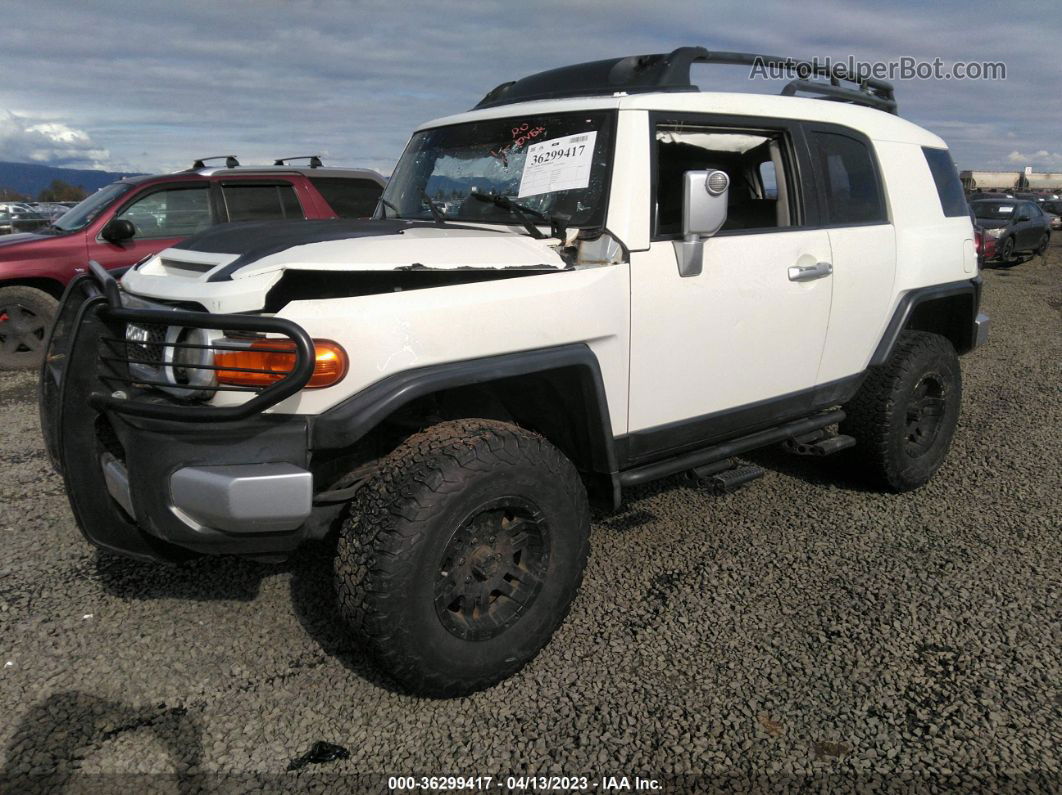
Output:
[335, 419, 590, 696]
[841, 331, 962, 492]
[0, 286, 58, 370]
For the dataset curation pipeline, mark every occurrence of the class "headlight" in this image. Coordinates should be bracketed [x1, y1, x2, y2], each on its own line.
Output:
[983, 227, 1004, 239]
[166, 326, 219, 397]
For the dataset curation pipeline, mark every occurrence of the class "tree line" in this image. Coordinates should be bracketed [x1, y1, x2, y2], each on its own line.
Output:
[0, 180, 88, 203]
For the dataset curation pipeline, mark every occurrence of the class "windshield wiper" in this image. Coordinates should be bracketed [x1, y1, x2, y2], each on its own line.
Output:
[470, 193, 547, 239]
[419, 188, 448, 227]
[378, 198, 401, 219]
[375, 198, 403, 219]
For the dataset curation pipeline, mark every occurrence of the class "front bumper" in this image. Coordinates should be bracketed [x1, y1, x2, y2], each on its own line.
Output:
[89, 410, 322, 559]
[39, 265, 331, 562]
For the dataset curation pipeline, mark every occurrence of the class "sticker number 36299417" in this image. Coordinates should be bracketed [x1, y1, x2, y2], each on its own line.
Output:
[518, 131, 598, 198]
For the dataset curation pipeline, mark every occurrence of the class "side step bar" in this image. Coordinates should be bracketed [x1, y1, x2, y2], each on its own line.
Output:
[691, 461, 765, 494]
[783, 429, 857, 456]
[618, 409, 845, 488]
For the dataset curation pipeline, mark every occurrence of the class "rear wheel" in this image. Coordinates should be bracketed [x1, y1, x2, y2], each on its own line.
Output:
[335, 419, 590, 696]
[841, 331, 962, 492]
[997, 236, 1015, 264]
[0, 286, 58, 370]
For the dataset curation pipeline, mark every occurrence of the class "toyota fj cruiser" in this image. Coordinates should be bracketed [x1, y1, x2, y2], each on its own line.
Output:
[41, 48, 989, 696]
[0, 156, 384, 368]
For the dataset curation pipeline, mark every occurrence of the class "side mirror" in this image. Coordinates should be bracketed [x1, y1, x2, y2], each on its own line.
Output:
[101, 218, 136, 243]
[674, 170, 729, 277]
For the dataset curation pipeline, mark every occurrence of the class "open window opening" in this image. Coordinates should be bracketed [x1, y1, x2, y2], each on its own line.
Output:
[655, 125, 794, 237]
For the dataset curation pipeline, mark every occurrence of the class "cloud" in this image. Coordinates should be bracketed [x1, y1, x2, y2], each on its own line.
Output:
[1006, 150, 1062, 168]
[0, 0, 1058, 175]
[0, 110, 111, 168]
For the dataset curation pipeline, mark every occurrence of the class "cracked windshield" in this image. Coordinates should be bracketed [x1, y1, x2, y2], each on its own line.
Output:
[380, 111, 614, 229]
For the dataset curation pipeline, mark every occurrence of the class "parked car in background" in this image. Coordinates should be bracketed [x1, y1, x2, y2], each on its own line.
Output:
[0, 203, 52, 235]
[28, 202, 74, 221]
[1041, 200, 1062, 230]
[0, 157, 385, 368]
[970, 197, 1052, 263]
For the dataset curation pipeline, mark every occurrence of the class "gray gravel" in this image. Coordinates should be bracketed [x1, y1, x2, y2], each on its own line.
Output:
[1, 247, 1059, 791]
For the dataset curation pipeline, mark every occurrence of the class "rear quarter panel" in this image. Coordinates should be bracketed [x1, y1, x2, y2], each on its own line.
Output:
[874, 138, 974, 318]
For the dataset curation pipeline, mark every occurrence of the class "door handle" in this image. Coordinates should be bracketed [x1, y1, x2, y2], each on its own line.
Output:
[788, 261, 833, 282]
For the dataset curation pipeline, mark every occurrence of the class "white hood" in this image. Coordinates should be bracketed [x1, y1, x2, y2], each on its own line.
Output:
[233, 226, 566, 278]
[120, 224, 567, 313]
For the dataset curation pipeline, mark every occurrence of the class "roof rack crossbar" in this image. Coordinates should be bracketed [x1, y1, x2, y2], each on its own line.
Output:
[473, 46, 898, 114]
[780, 78, 897, 113]
[193, 155, 240, 169]
[273, 155, 323, 168]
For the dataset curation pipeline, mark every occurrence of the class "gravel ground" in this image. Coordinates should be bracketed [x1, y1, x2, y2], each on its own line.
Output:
[1, 247, 1059, 792]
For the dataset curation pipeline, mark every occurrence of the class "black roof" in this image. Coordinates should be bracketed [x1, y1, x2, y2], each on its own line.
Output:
[474, 46, 897, 114]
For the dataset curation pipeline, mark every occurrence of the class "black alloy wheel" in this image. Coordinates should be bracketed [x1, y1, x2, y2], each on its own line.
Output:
[434, 498, 550, 642]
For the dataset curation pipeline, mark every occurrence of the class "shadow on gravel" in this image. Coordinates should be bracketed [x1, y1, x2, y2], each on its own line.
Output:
[94, 551, 280, 602]
[0, 691, 204, 792]
[93, 543, 406, 695]
[287, 540, 407, 696]
[745, 446, 878, 493]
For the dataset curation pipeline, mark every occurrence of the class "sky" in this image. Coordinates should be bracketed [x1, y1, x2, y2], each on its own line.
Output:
[0, 0, 1059, 177]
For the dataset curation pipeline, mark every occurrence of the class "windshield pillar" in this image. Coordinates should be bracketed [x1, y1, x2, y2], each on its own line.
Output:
[604, 110, 649, 250]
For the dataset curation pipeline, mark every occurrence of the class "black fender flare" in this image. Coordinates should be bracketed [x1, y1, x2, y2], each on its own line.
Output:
[869, 277, 981, 366]
[310, 343, 619, 475]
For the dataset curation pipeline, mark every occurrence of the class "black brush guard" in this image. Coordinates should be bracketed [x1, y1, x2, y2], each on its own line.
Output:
[38, 262, 319, 562]
[40, 261, 314, 473]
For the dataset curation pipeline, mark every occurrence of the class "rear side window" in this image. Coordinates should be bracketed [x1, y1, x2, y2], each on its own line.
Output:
[922, 147, 968, 217]
[309, 177, 383, 218]
[810, 132, 886, 225]
[221, 183, 302, 222]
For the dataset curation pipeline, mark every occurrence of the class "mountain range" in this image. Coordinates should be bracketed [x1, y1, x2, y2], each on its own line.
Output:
[0, 161, 145, 197]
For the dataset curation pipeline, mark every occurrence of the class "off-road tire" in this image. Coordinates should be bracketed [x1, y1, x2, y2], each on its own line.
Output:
[841, 331, 962, 492]
[335, 418, 590, 696]
[0, 286, 58, 370]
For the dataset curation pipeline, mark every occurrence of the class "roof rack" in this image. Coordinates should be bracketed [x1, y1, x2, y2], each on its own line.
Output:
[193, 155, 240, 169]
[274, 155, 323, 168]
[474, 46, 897, 115]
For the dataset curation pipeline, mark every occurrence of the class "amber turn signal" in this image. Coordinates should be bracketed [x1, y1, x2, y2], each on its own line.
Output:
[214, 339, 348, 389]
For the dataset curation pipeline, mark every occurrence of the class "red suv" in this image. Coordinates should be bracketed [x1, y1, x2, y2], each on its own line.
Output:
[0, 158, 385, 368]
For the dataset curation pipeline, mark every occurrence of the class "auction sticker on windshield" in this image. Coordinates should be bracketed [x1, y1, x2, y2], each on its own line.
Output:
[518, 131, 597, 198]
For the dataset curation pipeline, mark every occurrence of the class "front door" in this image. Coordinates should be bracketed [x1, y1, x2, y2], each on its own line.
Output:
[626, 116, 833, 461]
[88, 183, 213, 271]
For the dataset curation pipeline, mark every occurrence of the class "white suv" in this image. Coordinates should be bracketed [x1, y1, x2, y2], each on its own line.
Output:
[41, 47, 988, 696]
